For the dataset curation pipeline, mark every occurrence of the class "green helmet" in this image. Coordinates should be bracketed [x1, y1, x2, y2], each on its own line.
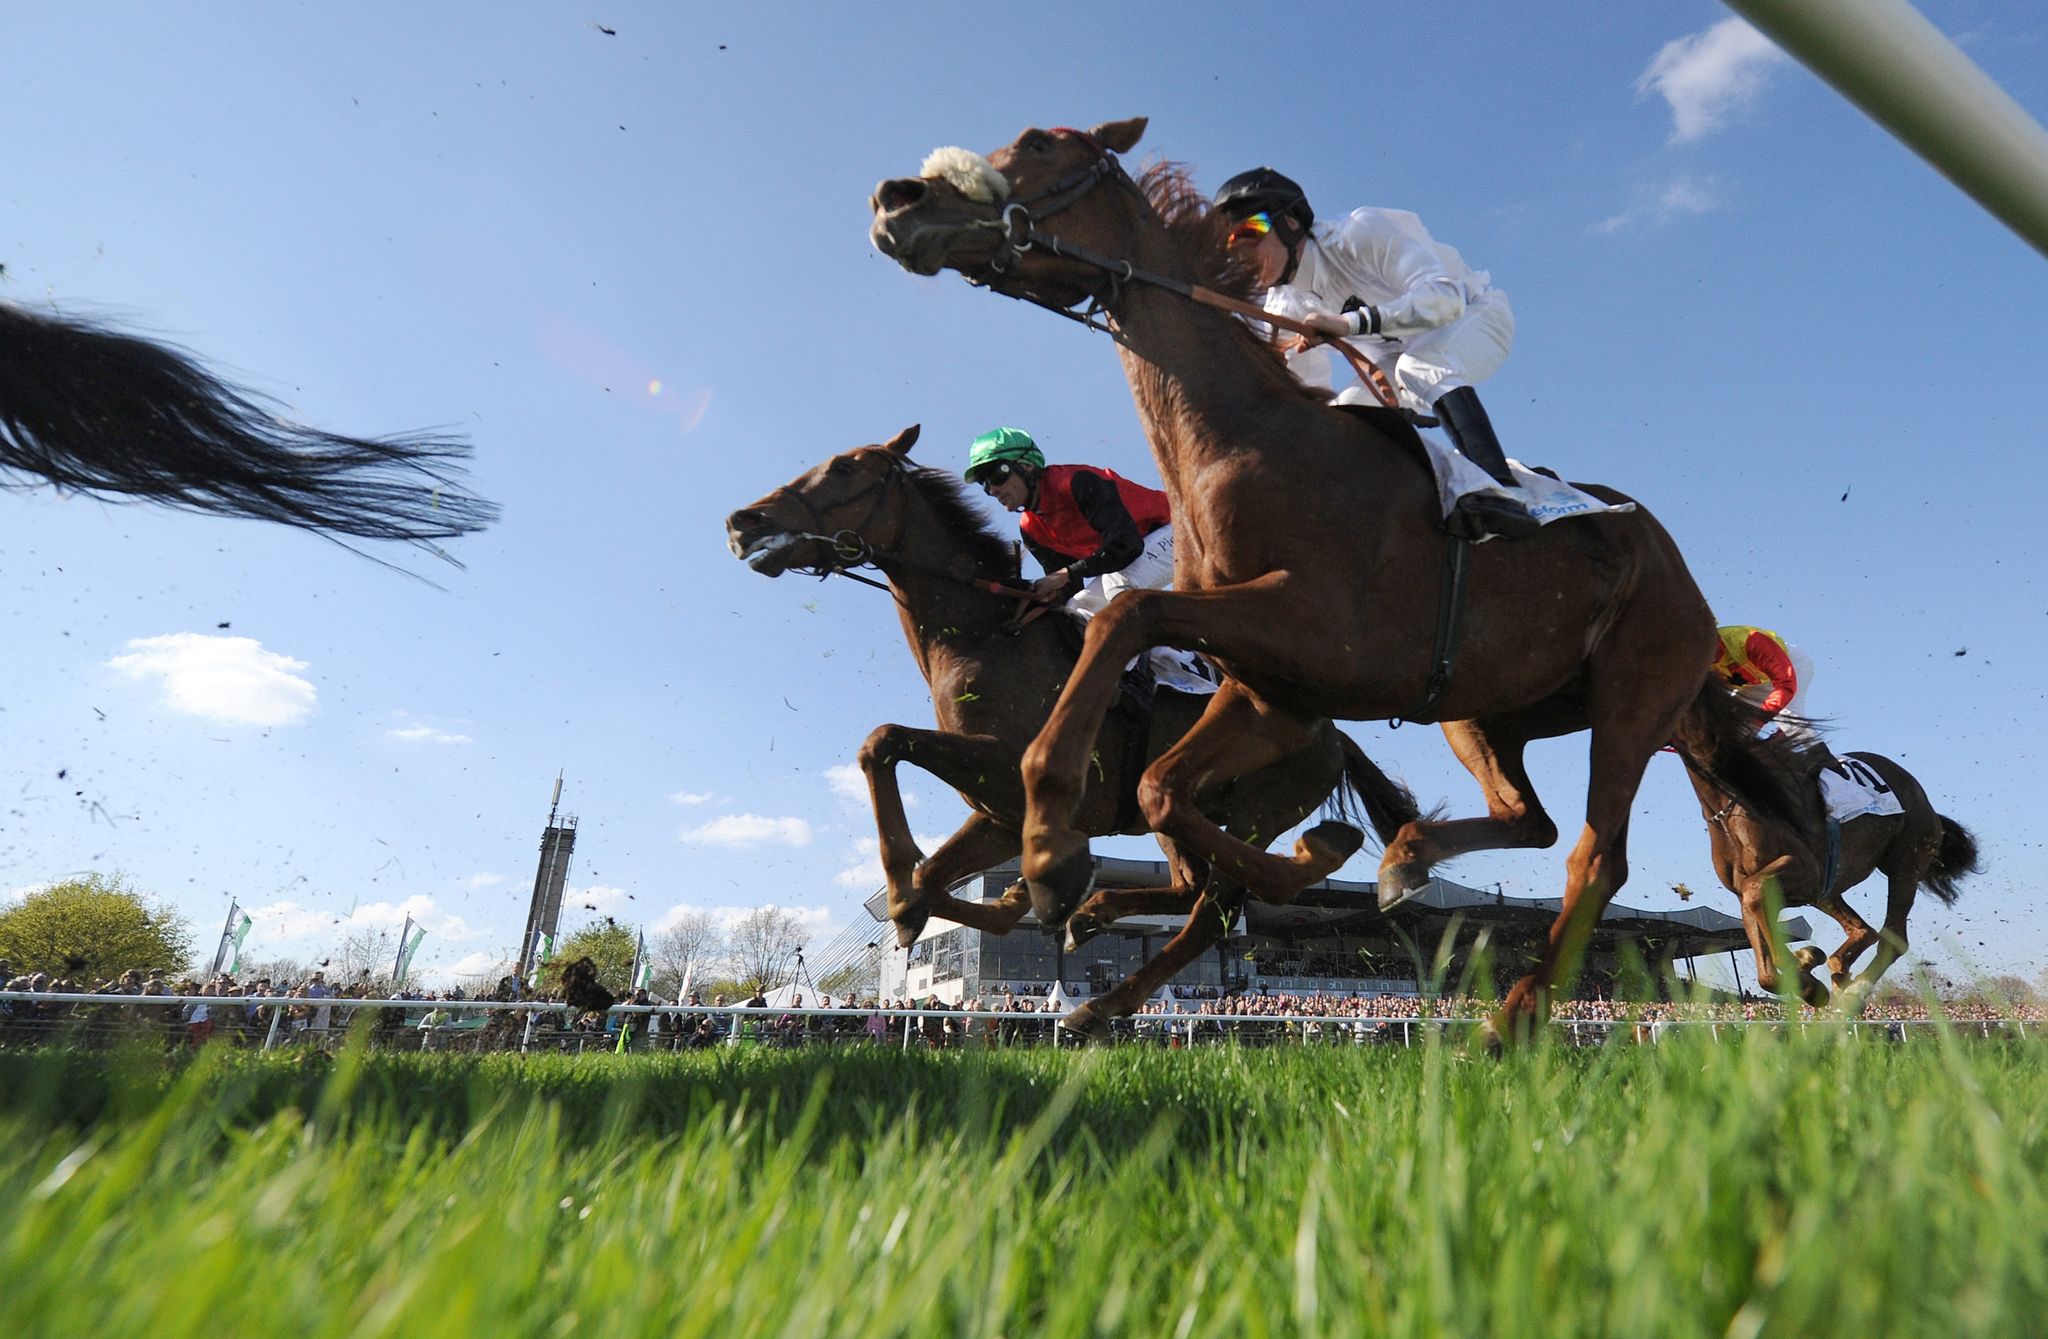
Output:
[965, 427, 1044, 482]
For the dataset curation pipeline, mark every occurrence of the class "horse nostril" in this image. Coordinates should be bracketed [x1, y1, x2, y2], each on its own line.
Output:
[728, 509, 763, 532]
[874, 177, 927, 212]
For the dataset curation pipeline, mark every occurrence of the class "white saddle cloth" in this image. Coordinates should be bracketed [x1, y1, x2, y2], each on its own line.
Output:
[1820, 756, 1905, 822]
[1419, 430, 1636, 530]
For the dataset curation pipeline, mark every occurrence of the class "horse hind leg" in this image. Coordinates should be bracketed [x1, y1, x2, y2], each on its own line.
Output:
[1380, 717, 1558, 911]
[1811, 892, 1880, 990]
[1852, 865, 1921, 990]
[1062, 883, 1246, 1043]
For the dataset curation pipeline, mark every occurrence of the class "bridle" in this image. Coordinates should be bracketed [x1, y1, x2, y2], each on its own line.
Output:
[758, 455, 1048, 625]
[961, 133, 1401, 410]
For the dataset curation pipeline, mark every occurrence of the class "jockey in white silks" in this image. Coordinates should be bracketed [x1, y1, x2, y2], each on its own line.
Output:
[1214, 166, 1539, 543]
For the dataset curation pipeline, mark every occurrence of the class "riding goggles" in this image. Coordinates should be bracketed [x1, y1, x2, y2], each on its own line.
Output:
[1225, 211, 1275, 245]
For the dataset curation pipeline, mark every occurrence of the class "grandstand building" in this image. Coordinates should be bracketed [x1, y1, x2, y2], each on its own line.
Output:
[869, 857, 1806, 1005]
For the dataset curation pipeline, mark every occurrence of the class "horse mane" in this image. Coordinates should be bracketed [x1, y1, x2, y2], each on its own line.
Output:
[903, 465, 1018, 578]
[1134, 162, 1341, 409]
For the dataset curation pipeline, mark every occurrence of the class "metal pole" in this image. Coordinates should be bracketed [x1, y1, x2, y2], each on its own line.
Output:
[1724, 0, 2048, 258]
[261, 1002, 284, 1052]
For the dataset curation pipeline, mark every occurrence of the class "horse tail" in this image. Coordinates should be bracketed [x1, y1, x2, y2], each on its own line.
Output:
[1923, 814, 1980, 906]
[1669, 680, 1808, 833]
[0, 301, 498, 549]
[1334, 730, 1423, 849]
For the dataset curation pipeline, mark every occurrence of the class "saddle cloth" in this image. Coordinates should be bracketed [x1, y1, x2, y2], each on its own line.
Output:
[1819, 755, 1905, 822]
[1419, 431, 1637, 529]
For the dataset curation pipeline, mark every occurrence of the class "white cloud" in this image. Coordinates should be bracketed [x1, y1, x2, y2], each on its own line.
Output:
[416, 950, 513, 988]
[668, 790, 720, 806]
[1638, 17, 1787, 143]
[679, 813, 814, 848]
[826, 761, 914, 807]
[464, 872, 506, 890]
[243, 893, 482, 953]
[106, 633, 315, 726]
[1593, 175, 1725, 233]
[834, 833, 955, 889]
[389, 724, 472, 745]
[565, 884, 630, 918]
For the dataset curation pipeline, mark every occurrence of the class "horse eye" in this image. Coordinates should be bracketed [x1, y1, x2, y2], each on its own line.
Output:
[1022, 131, 1052, 153]
[828, 458, 853, 476]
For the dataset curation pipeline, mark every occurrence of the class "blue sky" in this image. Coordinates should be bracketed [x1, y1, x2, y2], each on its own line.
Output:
[4, 2, 2045, 989]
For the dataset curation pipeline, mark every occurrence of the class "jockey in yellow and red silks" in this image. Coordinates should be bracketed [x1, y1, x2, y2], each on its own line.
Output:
[1714, 625, 1799, 716]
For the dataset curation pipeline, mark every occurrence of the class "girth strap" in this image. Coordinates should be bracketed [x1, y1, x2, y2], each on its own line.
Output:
[1396, 533, 1470, 725]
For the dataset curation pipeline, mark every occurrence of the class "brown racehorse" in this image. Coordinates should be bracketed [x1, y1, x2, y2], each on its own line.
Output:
[1, 300, 494, 548]
[869, 117, 1807, 1040]
[1688, 748, 1978, 1007]
[725, 425, 1420, 1036]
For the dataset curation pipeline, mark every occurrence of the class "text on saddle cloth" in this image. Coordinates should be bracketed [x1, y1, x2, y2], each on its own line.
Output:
[1819, 756, 1906, 823]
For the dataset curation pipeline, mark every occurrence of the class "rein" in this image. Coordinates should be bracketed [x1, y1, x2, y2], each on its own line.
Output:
[972, 149, 1400, 410]
[766, 458, 1049, 629]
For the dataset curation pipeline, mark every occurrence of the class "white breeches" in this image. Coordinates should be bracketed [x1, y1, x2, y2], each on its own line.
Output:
[1067, 523, 1176, 615]
[1335, 289, 1516, 417]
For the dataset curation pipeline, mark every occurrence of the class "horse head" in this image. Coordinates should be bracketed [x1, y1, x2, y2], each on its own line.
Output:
[870, 118, 1152, 309]
[725, 426, 922, 578]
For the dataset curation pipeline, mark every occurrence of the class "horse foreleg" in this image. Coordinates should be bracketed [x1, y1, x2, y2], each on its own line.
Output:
[1380, 717, 1558, 909]
[1018, 577, 1305, 927]
[908, 814, 1034, 939]
[1065, 885, 1205, 950]
[1134, 682, 1362, 907]
[857, 724, 1023, 946]
[1062, 885, 1246, 1043]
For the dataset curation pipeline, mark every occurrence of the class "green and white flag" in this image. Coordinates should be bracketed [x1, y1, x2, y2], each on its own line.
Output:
[226, 910, 253, 974]
[631, 929, 652, 991]
[526, 931, 554, 988]
[392, 917, 427, 988]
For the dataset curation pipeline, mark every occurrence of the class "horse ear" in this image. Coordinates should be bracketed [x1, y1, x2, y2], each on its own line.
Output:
[882, 424, 920, 455]
[1089, 118, 1147, 154]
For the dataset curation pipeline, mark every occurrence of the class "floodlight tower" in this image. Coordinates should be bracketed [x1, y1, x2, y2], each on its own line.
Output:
[516, 773, 579, 977]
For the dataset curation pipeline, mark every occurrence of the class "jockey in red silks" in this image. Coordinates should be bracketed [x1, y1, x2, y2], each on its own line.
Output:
[963, 427, 1174, 614]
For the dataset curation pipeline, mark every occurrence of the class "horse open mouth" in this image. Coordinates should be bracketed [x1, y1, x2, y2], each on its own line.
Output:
[734, 532, 800, 575]
[869, 214, 961, 277]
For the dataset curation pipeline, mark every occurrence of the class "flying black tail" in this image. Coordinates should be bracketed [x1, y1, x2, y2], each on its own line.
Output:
[0, 301, 497, 550]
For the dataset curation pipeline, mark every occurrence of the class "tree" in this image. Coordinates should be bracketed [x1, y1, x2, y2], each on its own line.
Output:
[648, 911, 724, 999]
[817, 942, 883, 1000]
[333, 926, 397, 991]
[556, 920, 638, 995]
[0, 873, 193, 981]
[724, 906, 809, 994]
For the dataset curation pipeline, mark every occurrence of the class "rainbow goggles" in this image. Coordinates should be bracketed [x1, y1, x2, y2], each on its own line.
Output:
[1225, 211, 1274, 244]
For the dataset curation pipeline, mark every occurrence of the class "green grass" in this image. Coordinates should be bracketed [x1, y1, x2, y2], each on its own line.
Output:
[2, 1031, 2046, 1338]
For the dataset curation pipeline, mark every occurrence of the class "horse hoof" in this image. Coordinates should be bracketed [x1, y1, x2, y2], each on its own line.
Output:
[1059, 1007, 1112, 1044]
[893, 906, 931, 950]
[1025, 843, 1093, 926]
[1064, 913, 1101, 951]
[1794, 945, 1826, 971]
[1475, 1016, 1506, 1059]
[1298, 821, 1364, 877]
[1377, 861, 1429, 912]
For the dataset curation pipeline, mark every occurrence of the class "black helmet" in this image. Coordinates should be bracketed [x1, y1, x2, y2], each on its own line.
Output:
[1214, 167, 1313, 232]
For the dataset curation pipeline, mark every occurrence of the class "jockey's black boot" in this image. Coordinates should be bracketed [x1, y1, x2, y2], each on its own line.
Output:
[1435, 387, 1541, 542]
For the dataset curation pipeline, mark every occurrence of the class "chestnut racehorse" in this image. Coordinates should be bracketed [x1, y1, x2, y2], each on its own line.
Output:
[870, 118, 1806, 1039]
[1689, 749, 1978, 1007]
[726, 426, 1420, 1036]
